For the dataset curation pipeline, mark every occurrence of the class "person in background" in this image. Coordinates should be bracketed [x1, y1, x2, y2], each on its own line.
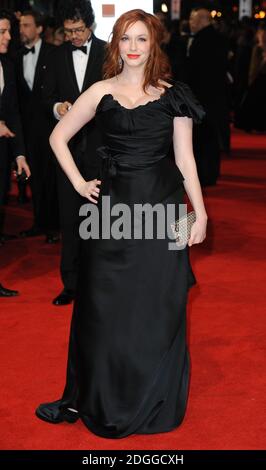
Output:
[186, 8, 230, 185]
[53, 27, 65, 46]
[0, 8, 30, 296]
[235, 24, 266, 132]
[15, 9, 59, 243]
[42, 0, 105, 306]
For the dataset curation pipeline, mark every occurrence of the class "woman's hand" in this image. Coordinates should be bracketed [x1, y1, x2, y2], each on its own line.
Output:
[76, 179, 101, 204]
[188, 217, 207, 247]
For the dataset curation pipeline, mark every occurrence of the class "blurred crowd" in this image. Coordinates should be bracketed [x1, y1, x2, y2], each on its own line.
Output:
[156, 9, 266, 185]
[157, 11, 266, 134]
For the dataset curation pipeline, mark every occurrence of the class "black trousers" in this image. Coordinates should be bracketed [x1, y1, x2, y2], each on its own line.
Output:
[24, 125, 59, 232]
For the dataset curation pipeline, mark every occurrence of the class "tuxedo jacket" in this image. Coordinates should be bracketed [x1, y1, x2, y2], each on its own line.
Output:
[0, 55, 25, 158]
[42, 34, 106, 178]
[15, 41, 55, 145]
[186, 25, 229, 112]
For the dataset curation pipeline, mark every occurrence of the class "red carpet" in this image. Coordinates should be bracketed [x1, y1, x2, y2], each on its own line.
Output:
[0, 129, 265, 450]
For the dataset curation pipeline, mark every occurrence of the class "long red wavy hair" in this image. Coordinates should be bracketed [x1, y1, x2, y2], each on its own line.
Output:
[103, 9, 172, 92]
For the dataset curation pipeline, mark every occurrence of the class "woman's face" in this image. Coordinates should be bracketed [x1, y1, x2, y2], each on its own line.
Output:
[119, 21, 151, 69]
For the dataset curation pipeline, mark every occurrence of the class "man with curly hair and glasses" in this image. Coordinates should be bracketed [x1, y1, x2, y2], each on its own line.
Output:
[43, 0, 106, 306]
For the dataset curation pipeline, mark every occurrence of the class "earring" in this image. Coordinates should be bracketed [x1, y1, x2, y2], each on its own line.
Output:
[118, 56, 123, 68]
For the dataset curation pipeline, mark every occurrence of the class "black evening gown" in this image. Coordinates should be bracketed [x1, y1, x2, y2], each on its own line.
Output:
[49, 82, 205, 439]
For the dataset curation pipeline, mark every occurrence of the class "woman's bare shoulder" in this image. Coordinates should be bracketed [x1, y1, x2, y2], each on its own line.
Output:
[77, 79, 114, 111]
[83, 79, 116, 107]
[88, 79, 116, 96]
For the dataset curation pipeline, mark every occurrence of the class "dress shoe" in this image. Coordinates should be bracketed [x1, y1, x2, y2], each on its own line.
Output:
[36, 399, 79, 424]
[0, 283, 19, 297]
[45, 233, 60, 244]
[20, 226, 42, 238]
[52, 289, 75, 306]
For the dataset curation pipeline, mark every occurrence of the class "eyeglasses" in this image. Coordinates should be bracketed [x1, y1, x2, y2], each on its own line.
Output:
[64, 27, 87, 36]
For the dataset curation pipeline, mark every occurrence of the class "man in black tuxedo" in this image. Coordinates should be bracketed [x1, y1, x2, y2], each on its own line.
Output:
[186, 8, 229, 186]
[0, 8, 30, 296]
[15, 10, 59, 242]
[43, 0, 105, 305]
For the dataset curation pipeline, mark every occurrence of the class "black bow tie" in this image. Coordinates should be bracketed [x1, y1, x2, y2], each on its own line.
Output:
[71, 45, 87, 54]
[23, 46, 35, 55]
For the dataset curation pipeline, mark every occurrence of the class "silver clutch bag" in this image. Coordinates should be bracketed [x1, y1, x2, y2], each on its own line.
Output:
[170, 210, 196, 247]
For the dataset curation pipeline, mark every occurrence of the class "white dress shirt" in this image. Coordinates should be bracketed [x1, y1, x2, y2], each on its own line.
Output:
[23, 38, 42, 90]
[53, 39, 92, 120]
[73, 40, 91, 92]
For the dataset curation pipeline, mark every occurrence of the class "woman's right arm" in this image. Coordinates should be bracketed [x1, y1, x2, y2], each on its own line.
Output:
[49, 82, 104, 203]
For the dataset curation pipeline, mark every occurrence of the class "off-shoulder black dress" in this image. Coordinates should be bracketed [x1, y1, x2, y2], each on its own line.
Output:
[37, 82, 205, 439]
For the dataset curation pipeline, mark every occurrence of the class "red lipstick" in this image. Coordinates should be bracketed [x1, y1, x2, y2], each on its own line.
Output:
[127, 54, 140, 59]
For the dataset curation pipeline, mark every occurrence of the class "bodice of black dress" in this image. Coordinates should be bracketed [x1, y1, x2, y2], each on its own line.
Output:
[94, 81, 205, 202]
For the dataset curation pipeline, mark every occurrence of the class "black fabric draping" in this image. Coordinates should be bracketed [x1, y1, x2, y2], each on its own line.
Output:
[45, 82, 205, 438]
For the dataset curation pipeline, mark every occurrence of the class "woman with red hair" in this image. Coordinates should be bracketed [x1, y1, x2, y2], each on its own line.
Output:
[36, 9, 207, 439]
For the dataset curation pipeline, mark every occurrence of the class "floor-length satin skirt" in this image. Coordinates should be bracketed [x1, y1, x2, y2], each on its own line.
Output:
[59, 158, 196, 438]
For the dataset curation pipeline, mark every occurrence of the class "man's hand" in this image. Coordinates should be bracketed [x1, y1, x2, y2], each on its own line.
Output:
[56, 101, 72, 117]
[16, 156, 31, 178]
[0, 121, 15, 138]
